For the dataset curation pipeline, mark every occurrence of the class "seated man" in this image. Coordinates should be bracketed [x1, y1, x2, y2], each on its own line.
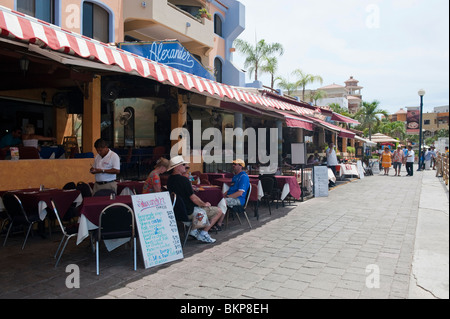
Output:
[0, 127, 22, 160]
[224, 159, 250, 208]
[167, 156, 223, 244]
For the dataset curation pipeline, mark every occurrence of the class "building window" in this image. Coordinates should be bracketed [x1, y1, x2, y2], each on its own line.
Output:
[214, 58, 223, 83]
[424, 120, 431, 125]
[83, 2, 110, 43]
[17, 0, 55, 24]
[214, 14, 223, 37]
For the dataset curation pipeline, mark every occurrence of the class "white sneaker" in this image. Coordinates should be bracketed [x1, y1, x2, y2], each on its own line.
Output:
[189, 229, 200, 239]
[197, 232, 216, 243]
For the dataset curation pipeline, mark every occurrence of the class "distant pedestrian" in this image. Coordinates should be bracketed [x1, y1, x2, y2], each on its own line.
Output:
[392, 146, 404, 176]
[326, 142, 338, 187]
[424, 148, 436, 170]
[381, 146, 392, 175]
[406, 146, 415, 176]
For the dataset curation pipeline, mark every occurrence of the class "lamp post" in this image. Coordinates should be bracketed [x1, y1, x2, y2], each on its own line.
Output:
[417, 89, 425, 171]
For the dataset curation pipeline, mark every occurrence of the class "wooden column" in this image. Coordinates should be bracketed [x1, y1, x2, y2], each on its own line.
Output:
[82, 75, 102, 153]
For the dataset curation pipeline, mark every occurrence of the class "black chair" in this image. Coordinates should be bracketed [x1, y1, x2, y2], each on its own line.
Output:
[93, 189, 116, 197]
[171, 193, 192, 248]
[50, 200, 79, 267]
[259, 176, 280, 215]
[2, 192, 40, 249]
[226, 184, 252, 229]
[76, 182, 92, 198]
[62, 182, 76, 190]
[94, 203, 136, 275]
[259, 175, 282, 208]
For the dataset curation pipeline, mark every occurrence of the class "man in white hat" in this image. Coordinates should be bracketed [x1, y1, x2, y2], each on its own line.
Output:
[167, 155, 223, 243]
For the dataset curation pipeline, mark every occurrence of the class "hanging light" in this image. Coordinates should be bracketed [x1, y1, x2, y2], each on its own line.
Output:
[19, 56, 30, 75]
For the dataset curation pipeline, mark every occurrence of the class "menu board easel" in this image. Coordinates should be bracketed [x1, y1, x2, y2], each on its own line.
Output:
[313, 166, 329, 197]
[132, 192, 183, 269]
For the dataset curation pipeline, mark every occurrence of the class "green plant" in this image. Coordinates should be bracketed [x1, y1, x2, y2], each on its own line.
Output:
[197, 8, 211, 19]
[347, 146, 355, 154]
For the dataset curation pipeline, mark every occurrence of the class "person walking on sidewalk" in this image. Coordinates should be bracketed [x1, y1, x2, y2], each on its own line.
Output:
[406, 146, 415, 176]
[381, 146, 392, 175]
[392, 146, 405, 176]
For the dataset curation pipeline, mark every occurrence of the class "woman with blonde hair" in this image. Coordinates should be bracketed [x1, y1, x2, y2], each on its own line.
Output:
[381, 146, 392, 176]
[142, 157, 170, 194]
[22, 124, 56, 150]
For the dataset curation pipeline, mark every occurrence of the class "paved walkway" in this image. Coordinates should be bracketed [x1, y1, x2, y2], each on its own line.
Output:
[0, 167, 448, 299]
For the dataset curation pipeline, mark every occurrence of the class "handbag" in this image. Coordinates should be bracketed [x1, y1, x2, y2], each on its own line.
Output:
[192, 207, 210, 230]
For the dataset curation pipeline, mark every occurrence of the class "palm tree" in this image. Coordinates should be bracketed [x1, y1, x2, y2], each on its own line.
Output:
[311, 90, 327, 106]
[292, 69, 323, 102]
[328, 103, 353, 118]
[380, 121, 406, 141]
[275, 76, 299, 95]
[234, 39, 284, 82]
[260, 56, 279, 90]
[355, 100, 389, 140]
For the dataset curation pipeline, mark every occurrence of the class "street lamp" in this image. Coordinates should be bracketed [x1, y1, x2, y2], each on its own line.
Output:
[417, 89, 425, 171]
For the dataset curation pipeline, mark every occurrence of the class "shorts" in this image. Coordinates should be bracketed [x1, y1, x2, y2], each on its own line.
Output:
[225, 197, 242, 208]
[393, 162, 402, 169]
[189, 206, 223, 221]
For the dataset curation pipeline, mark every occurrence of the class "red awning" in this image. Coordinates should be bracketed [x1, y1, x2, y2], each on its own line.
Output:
[331, 113, 360, 125]
[304, 116, 356, 139]
[278, 112, 315, 131]
[0, 6, 314, 117]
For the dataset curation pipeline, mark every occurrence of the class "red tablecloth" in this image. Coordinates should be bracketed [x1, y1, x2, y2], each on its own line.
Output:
[194, 185, 223, 206]
[249, 175, 301, 200]
[205, 173, 232, 186]
[2, 188, 81, 220]
[117, 181, 146, 195]
[79, 195, 133, 226]
[273, 176, 302, 200]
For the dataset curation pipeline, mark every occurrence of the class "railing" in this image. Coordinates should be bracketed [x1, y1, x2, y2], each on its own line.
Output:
[436, 153, 449, 186]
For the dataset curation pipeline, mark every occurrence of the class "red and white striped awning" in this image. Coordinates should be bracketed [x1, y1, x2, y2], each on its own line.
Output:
[0, 5, 314, 117]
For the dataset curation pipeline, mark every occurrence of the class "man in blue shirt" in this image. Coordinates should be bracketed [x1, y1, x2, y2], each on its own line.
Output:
[0, 127, 22, 160]
[224, 159, 250, 207]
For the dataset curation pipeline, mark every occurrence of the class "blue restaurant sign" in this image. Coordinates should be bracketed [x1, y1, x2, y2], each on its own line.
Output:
[119, 40, 215, 81]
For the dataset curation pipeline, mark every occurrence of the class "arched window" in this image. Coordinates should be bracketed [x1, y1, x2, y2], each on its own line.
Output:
[214, 58, 223, 83]
[214, 14, 223, 37]
[17, 0, 55, 24]
[83, 2, 110, 43]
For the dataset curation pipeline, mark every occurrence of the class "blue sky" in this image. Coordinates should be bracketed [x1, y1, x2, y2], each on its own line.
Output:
[232, 0, 449, 114]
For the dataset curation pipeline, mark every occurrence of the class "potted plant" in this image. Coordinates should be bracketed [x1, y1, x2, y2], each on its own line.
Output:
[198, 8, 212, 20]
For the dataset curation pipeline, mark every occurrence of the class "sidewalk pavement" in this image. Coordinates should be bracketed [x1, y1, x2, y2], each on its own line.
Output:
[409, 169, 449, 299]
[0, 167, 448, 299]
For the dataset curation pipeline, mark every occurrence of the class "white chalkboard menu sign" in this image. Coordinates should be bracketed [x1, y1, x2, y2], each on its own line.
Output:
[132, 192, 183, 269]
[313, 166, 329, 197]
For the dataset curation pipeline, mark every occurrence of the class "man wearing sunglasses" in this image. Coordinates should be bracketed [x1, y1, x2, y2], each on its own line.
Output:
[167, 155, 223, 243]
[223, 159, 250, 211]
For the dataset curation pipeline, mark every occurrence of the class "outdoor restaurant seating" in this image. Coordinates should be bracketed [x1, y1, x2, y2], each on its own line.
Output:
[2, 192, 40, 250]
[93, 189, 116, 197]
[94, 203, 137, 276]
[226, 184, 252, 230]
[62, 182, 76, 190]
[259, 175, 280, 215]
[50, 200, 79, 267]
[76, 182, 92, 198]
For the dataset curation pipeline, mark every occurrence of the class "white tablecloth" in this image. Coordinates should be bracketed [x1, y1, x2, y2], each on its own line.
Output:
[338, 164, 360, 178]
